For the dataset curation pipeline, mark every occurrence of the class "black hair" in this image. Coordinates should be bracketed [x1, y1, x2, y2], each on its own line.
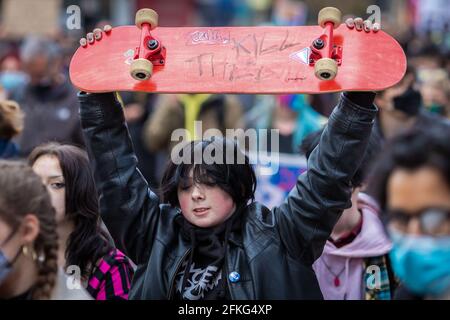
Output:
[160, 137, 257, 209]
[300, 128, 381, 188]
[368, 125, 450, 212]
[28, 143, 112, 280]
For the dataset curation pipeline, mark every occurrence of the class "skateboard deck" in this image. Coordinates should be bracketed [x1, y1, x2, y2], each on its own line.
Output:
[69, 24, 407, 94]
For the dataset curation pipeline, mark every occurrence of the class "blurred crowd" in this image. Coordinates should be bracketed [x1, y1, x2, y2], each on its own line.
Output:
[0, 0, 449, 164]
[0, 0, 449, 301]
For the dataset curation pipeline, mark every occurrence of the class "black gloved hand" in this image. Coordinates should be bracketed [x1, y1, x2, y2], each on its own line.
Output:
[343, 91, 377, 107]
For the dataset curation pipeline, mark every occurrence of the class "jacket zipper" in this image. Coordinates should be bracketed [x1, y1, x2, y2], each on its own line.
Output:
[167, 248, 192, 300]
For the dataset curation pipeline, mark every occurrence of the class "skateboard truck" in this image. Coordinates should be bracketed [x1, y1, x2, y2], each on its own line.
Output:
[130, 9, 165, 81]
[310, 7, 342, 81]
[310, 38, 342, 65]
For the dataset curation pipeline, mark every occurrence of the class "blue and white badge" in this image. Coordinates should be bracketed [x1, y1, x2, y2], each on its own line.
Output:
[229, 271, 240, 283]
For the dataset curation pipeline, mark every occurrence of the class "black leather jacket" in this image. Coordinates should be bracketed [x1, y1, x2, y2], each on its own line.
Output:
[78, 92, 377, 299]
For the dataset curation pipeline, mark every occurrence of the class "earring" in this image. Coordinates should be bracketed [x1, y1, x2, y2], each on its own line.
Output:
[22, 245, 38, 261]
[37, 252, 45, 263]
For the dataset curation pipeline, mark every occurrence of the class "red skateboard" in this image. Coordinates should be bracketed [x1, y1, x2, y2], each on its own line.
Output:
[69, 7, 407, 94]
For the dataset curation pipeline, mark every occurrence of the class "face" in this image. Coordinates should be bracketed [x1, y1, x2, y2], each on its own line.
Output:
[177, 170, 236, 228]
[421, 84, 447, 109]
[23, 55, 50, 85]
[1, 56, 21, 72]
[387, 166, 450, 236]
[376, 79, 419, 138]
[376, 72, 414, 110]
[32, 155, 66, 223]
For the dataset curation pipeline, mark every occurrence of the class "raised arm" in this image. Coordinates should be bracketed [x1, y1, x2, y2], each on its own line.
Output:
[275, 92, 377, 264]
[78, 92, 161, 265]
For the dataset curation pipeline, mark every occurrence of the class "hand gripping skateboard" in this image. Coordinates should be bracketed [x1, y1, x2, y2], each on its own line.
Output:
[69, 7, 407, 94]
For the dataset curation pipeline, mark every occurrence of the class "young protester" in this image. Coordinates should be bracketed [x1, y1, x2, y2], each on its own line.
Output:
[29, 143, 134, 300]
[77, 19, 379, 300]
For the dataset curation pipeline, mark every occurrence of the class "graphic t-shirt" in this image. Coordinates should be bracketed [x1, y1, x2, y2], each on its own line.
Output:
[175, 260, 226, 300]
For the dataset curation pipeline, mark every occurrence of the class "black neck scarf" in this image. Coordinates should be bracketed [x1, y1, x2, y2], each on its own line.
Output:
[175, 206, 243, 300]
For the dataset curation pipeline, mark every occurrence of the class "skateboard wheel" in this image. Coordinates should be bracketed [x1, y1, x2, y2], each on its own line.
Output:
[314, 58, 338, 81]
[130, 58, 153, 81]
[135, 8, 158, 29]
[318, 7, 342, 29]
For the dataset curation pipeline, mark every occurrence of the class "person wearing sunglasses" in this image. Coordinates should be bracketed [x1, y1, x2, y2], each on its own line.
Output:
[370, 124, 450, 299]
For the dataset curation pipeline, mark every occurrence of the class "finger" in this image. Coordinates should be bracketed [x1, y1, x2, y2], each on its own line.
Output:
[79, 37, 87, 47]
[373, 22, 381, 32]
[86, 32, 94, 44]
[93, 28, 102, 40]
[354, 18, 364, 31]
[345, 17, 355, 29]
[103, 24, 112, 33]
[363, 20, 372, 33]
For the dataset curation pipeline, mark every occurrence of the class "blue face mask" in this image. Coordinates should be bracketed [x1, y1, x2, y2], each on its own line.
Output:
[0, 71, 29, 92]
[389, 229, 450, 297]
[0, 250, 13, 285]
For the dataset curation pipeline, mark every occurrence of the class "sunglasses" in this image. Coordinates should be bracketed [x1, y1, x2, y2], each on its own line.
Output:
[387, 207, 450, 236]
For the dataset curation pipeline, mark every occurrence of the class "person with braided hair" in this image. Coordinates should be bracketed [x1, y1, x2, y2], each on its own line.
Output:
[29, 143, 135, 300]
[0, 160, 91, 299]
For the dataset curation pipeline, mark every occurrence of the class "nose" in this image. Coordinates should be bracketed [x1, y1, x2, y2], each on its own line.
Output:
[191, 184, 205, 201]
[406, 218, 422, 236]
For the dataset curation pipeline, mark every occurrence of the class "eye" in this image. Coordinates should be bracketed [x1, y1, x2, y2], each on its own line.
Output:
[421, 209, 450, 236]
[179, 184, 192, 191]
[203, 182, 216, 188]
[388, 210, 410, 232]
[50, 182, 65, 190]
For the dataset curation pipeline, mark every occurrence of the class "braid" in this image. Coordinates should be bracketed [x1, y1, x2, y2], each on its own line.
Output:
[32, 212, 58, 300]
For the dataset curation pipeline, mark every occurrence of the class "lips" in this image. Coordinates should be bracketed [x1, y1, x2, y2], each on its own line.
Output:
[193, 207, 210, 215]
